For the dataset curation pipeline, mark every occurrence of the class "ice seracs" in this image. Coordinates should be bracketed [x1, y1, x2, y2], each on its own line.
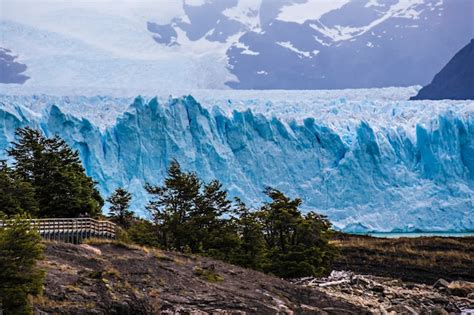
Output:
[0, 88, 472, 233]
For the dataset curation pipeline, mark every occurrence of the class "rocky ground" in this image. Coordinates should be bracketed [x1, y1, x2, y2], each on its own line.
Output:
[34, 241, 365, 314]
[293, 271, 474, 314]
[33, 237, 474, 314]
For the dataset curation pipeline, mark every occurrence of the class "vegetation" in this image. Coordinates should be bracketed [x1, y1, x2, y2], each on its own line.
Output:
[0, 215, 45, 315]
[193, 266, 224, 282]
[5, 127, 103, 218]
[332, 234, 474, 283]
[107, 187, 134, 228]
[0, 161, 38, 216]
[142, 160, 336, 278]
[126, 219, 160, 248]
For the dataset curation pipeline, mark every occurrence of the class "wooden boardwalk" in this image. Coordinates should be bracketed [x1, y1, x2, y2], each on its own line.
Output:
[0, 218, 116, 244]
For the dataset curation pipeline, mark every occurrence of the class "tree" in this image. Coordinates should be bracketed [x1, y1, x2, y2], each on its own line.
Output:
[231, 198, 267, 270]
[0, 215, 44, 315]
[127, 219, 160, 247]
[7, 127, 103, 218]
[191, 179, 234, 255]
[258, 187, 335, 278]
[0, 161, 38, 216]
[107, 187, 134, 228]
[145, 160, 241, 259]
[144, 162, 336, 278]
[145, 160, 201, 250]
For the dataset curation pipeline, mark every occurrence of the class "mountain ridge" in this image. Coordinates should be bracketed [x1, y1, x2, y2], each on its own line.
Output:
[411, 39, 474, 100]
[1, 0, 473, 90]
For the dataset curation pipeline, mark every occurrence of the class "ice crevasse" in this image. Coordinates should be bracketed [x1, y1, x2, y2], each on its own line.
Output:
[0, 90, 472, 233]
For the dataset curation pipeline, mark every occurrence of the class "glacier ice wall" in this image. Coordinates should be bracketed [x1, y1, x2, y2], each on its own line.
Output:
[0, 92, 473, 232]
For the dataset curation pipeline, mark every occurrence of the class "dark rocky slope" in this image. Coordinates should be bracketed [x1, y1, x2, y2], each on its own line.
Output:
[34, 241, 365, 314]
[411, 39, 474, 100]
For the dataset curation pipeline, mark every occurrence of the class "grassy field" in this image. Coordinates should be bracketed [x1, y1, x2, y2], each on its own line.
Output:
[332, 234, 474, 284]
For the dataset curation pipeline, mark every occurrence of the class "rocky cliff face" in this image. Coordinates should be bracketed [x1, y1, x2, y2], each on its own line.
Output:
[411, 39, 474, 100]
[35, 241, 364, 314]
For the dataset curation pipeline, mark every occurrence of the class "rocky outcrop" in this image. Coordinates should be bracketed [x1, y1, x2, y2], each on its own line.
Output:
[34, 241, 364, 314]
[294, 271, 474, 314]
[0, 47, 29, 84]
[411, 39, 474, 100]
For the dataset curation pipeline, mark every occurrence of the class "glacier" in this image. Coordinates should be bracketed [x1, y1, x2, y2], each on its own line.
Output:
[0, 88, 473, 233]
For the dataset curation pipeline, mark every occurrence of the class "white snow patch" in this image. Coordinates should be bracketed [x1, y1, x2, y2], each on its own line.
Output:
[309, 0, 425, 42]
[276, 41, 311, 58]
[234, 41, 260, 55]
[276, 0, 350, 24]
[223, 0, 262, 31]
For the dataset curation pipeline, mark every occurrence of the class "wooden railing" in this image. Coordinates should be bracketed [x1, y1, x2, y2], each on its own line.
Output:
[0, 218, 117, 244]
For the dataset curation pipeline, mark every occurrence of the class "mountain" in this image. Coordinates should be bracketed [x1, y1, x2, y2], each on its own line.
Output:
[0, 47, 29, 84]
[0, 0, 472, 90]
[0, 88, 473, 233]
[411, 39, 474, 100]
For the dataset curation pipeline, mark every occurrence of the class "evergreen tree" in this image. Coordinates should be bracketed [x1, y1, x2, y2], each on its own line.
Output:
[192, 180, 233, 254]
[231, 198, 267, 270]
[7, 127, 103, 218]
[259, 187, 335, 278]
[0, 215, 44, 315]
[145, 160, 201, 250]
[107, 187, 134, 228]
[144, 162, 335, 278]
[145, 160, 240, 258]
[127, 219, 160, 247]
[0, 161, 38, 216]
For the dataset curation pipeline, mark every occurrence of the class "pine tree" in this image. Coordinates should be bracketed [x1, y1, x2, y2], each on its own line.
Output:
[0, 161, 38, 216]
[107, 187, 134, 228]
[0, 215, 44, 315]
[7, 127, 103, 218]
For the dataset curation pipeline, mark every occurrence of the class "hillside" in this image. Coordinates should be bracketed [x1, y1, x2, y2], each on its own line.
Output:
[34, 241, 364, 314]
[411, 39, 474, 100]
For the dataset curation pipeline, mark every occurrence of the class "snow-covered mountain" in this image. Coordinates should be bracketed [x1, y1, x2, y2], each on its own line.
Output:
[1, 88, 473, 232]
[1, 0, 472, 90]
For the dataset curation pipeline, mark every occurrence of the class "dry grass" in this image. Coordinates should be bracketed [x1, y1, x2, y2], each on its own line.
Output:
[33, 295, 96, 309]
[332, 235, 474, 283]
[84, 238, 147, 252]
[193, 266, 224, 282]
[334, 236, 473, 265]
